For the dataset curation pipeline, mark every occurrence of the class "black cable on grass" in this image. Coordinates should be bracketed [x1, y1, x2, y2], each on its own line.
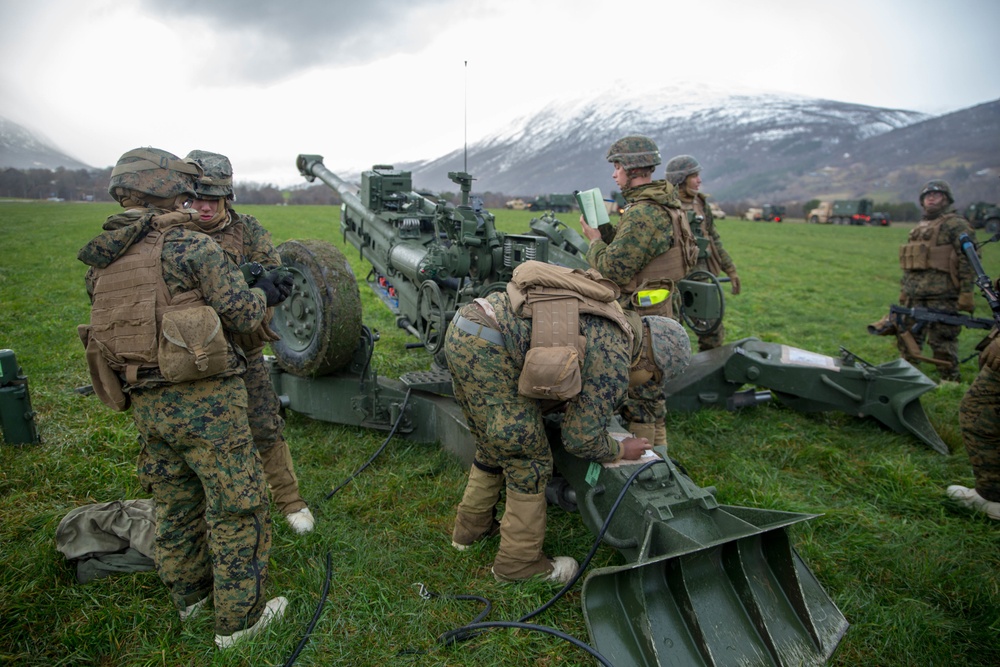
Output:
[325, 388, 412, 499]
[282, 551, 332, 667]
[517, 457, 664, 624]
[432, 457, 666, 656]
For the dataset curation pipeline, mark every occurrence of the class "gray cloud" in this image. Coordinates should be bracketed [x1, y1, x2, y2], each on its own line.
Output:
[137, 0, 461, 82]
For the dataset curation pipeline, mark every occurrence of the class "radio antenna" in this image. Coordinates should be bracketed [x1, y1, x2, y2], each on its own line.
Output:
[463, 60, 468, 173]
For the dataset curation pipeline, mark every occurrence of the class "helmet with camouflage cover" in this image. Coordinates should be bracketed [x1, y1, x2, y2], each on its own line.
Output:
[606, 135, 661, 170]
[184, 150, 235, 200]
[107, 147, 201, 205]
[920, 180, 954, 205]
[643, 316, 692, 386]
[664, 155, 701, 187]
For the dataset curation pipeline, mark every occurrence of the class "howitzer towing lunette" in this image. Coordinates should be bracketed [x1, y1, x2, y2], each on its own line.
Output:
[264, 155, 851, 666]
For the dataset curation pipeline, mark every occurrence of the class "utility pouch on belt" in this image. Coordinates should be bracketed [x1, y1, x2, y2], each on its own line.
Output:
[508, 261, 628, 402]
[518, 297, 583, 401]
[78, 325, 130, 412]
[158, 306, 229, 383]
[631, 278, 674, 318]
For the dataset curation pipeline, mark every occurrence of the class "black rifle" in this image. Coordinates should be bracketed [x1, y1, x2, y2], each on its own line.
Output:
[958, 232, 1000, 328]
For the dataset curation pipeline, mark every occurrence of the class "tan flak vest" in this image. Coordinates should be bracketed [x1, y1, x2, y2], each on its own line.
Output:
[506, 261, 632, 401]
[621, 205, 699, 317]
[79, 220, 229, 410]
[899, 217, 960, 289]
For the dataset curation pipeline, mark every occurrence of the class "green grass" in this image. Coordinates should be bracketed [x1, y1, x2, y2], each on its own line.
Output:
[2, 202, 999, 666]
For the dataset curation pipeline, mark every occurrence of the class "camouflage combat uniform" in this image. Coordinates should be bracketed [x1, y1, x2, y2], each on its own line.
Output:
[587, 180, 696, 435]
[209, 209, 307, 516]
[79, 208, 273, 637]
[678, 190, 737, 351]
[959, 362, 1000, 502]
[445, 291, 630, 495]
[898, 207, 975, 381]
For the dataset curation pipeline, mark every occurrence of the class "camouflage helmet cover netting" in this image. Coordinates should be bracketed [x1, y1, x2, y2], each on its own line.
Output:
[920, 179, 954, 205]
[642, 316, 692, 386]
[185, 149, 234, 199]
[108, 147, 201, 203]
[664, 154, 701, 186]
[606, 135, 662, 170]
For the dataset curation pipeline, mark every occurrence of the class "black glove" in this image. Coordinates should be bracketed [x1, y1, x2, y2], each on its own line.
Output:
[268, 269, 294, 302]
[253, 272, 285, 307]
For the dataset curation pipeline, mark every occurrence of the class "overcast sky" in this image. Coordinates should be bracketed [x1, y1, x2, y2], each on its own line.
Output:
[2, 0, 998, 186]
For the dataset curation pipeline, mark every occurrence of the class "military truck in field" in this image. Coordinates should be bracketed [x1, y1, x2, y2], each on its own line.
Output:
[530, 193, 575, 213]
[808, 198, 873, 225]
[741, 207, 763, 221]
[505, 198, 530, 210]
[762, 204, 786, 222]
[963, 201, 1000, 234]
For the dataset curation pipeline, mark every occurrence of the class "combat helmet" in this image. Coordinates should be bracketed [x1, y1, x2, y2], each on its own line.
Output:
[664, 155, 701, 187]
[920, 180, 954, 205]
[643, 316, 692, 386]
[185, 150, 234, 200]
[108, 147, 201, 205]
[606, 135, 661, 170]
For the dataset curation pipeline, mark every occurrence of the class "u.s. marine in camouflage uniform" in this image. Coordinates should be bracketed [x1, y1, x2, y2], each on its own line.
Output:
[184, 150, 313, 535]
[78, 148, 288, 648]
[445, 284, 691, 585]
[665, 155, 741, 352]
[581, 136, 699, 447]
[898, 180, 976, 382]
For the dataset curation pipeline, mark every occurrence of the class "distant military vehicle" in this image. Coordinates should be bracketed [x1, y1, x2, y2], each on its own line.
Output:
[742, 206, 763, 221]
[871, 212, 891, 226]
[762, 204, 785, 222]
[963, 201, 1000, 234]
[529, 193, 575, 213]
[709, 202, 726, 219]
[505, 198, 530, 210]
[808, 199, 873, 225]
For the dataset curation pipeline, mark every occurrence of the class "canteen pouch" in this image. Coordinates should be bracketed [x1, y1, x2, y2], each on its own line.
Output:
[518, 345, 583, 401]
[157, 306, 228, 383]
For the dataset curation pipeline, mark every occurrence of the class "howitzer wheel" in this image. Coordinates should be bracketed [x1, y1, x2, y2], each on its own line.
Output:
[270, 239, 362, 377]
[417, 280, 448, 355]
[678, 269, 725, 336]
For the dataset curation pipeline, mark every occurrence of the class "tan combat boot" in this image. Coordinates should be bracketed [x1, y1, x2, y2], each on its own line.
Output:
[259, 440, 313, 534]
[452, 464, 503, 550]
[491, 489, 578, 584]
[654, 418, 668, 447]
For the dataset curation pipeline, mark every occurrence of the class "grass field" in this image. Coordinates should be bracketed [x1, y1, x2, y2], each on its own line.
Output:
[1, 201, 999, 666]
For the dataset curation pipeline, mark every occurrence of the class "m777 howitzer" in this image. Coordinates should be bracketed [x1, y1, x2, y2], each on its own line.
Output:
[262, 155, 849, 666]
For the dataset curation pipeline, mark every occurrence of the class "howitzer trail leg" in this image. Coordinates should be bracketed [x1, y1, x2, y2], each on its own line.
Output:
[452, 464, 503, 550]
[492, 489, 577, 583]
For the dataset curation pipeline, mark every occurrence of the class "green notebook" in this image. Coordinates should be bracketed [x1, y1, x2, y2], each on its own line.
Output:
[576, 187, 610, 229]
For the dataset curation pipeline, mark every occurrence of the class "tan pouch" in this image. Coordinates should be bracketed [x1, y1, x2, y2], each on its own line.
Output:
[899, 243, 931, 270]
[78, 324, 130, 412]
[518, 346, 582, 401]
[631, 278, 674, 318]
[158, 306, 228, 383]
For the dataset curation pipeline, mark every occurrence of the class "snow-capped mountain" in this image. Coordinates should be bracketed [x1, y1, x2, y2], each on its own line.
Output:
[402, 82, 999, 204]
[0, 117, 91, 171]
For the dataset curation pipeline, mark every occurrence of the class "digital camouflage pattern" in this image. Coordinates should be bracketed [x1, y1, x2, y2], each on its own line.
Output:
[898, 205, 976, 381]
[79, 190, 273, 635]
[186, 149, 235, 199]
[585, 180, 684, 303]
[664, 154, 701, 187]
[107, 147, 200, 204]
[959, 364, 1000, 502]
[605, 135, 661, 169]
[444, 291, 630, 495]
[133, 375, 271, 636]
[678, 189, 737, 351]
